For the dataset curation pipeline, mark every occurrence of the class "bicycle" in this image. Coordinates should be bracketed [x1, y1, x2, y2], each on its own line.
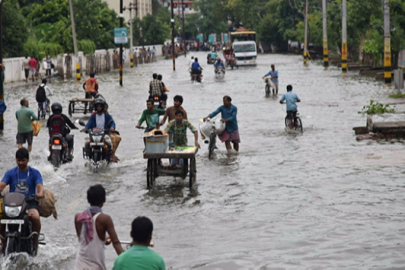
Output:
[284, 111, 303, 132]
[199, 118, 224, 159]
[37, 102, 48, 119]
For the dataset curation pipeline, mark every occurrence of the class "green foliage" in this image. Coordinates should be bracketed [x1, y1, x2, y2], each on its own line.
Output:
[2, 0, 29, 57]
[23, 37, 63, 60]
[78, 39, 96, 55]
[358, 100, 395, 115]
[388, 93, 405, 99]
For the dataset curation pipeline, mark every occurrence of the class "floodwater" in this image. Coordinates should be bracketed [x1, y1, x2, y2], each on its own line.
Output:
[1, 52, 405, 269]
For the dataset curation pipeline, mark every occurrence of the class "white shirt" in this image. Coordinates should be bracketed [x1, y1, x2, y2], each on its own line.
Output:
[95, 114, 105, 129]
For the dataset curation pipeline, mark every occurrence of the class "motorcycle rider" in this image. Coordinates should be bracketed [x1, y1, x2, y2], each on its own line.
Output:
[149, 73, 165, 105]
[214, 58, 225, 74]
[47, 102, 79, 161]
[191, 58, 203, 82]
[82, 98, 120, 162]
[0, 148, 44, 254]
[157, 74, 168, 108]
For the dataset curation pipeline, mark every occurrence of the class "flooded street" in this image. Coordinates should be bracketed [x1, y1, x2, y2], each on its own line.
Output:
[1, 52, 405, 269]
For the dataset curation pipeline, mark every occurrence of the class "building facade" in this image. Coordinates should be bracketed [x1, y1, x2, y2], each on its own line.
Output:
[103, 0, 152, 22]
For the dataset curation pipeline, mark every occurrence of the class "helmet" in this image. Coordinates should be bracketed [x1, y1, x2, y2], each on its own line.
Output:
[94, 98, 105, 111]
[216, 57, 221, 61]
[51, 102, 62, 114]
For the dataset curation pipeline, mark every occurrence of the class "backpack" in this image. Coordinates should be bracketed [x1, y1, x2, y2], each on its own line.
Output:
[36, 85, 46, 103]
[48, 114, 66, 136]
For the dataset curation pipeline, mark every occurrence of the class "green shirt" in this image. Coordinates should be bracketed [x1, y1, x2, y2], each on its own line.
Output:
[138, 109, 165, 128]
[113, 245, 166, 270]
[15, 106, 38, 133]
[164, 119, 197, 147]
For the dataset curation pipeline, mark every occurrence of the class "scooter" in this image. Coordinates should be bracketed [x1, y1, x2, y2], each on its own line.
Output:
[1, 192, 45, 257]
[79, 120, 113, 173]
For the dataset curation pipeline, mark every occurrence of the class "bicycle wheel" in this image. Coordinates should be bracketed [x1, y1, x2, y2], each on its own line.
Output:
[285, 116, 289, 127]
[295, 117, 303, 132]
[208, 133, 216, 159]
[265, 85, 270, 96]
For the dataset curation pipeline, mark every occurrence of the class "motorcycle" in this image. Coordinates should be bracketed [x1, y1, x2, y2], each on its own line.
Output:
[49, 133, 68, 168]
[263, 76, 276, 96]
[190, 69, 203, 83]
[224, 54, 236, 70]
[79, 120, 113, 173]
[1, 192, 45, 257]
[152, 95, 165, 109]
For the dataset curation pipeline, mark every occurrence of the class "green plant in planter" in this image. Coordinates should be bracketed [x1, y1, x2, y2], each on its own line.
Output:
[358, 100, 395, 115]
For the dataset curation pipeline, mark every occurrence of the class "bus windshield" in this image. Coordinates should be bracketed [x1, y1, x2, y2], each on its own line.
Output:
[233, 44, 256, 53]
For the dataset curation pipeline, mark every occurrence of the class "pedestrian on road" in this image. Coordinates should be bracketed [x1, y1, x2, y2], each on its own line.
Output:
[22, 56, 30, 83]
[74, 184, 124, 269]
[28, 57, 37, 82]
[65, 53, 72, 79]
[113, 216, 165, 270]
[203, 95, 240, 152]
[16, 98, 38, 152]
[45, 55, 52, 78]
[263, 64, 279, 95]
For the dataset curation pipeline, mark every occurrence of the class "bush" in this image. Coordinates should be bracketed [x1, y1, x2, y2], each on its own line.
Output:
[358, 100, 395, 115]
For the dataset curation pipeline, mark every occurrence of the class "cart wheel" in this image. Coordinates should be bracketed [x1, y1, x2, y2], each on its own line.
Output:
[146, 159, 151, 188]
[68, 102, 73, 117]
[189, 157, 196, 188]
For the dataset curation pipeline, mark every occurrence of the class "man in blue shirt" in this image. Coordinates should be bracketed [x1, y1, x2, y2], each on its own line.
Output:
[191, 58, 203, 82]
[263, 64, 279, 94]
[214, 58, 225, 74]
[203, 95, 240, 152]
[280, 85, 300, 127]
[0, 148, 44, 252]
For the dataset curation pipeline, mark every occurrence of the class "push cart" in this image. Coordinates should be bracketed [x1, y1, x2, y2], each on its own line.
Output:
[68, 98, 94, 117]
[143, 146, 198, 188]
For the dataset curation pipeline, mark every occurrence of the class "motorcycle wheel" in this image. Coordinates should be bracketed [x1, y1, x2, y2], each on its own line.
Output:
[208, 133, 216, 160]
[5, 237, 17, 256]
[93, 152, 99, 173]
[51, 152, 60, 167]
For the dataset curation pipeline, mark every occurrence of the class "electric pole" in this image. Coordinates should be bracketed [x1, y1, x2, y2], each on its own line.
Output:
[69, 0, 80, 81]
[303, 0, 308, 65]
[171, 0, 175, 71]
[119, 0, 123, 86]
[341, 0, 347, 72]
[322, 0, 328, 67]
[383, 0, 391, 84]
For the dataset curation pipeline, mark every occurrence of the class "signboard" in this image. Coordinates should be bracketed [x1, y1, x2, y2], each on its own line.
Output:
[222, 33, 229, 43]
[208, 34, 216, 43]
[196, 34, 203, 43]
[114, 27, 128, 44]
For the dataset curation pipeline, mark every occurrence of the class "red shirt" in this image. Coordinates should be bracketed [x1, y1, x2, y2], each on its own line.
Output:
[28, 58, 37, 69]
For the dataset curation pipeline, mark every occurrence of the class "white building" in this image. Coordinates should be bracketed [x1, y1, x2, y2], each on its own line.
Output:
[103, 0, 152, 22]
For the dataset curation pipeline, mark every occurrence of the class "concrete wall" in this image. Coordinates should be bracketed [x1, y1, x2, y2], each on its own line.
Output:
[2, 44, 164, 84]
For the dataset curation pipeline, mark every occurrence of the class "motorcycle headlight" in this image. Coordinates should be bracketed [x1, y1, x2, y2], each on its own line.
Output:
[92, 135, 102, 143]
[5, 206, 22, 218]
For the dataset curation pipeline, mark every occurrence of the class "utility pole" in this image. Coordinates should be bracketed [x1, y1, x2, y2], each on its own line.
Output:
[69, 0, 80, 81]
[119, 0, 123, 86]
[303, 0, 308, 65]
[0, 0, 4, 131]
[128, 1, 136, 68]
[181, 0, 185, 42]
[341, 0, 347, 72]
[322, 0, 328, 68]
[171, 0, 175, 71]
[383, 0, 391, 84]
